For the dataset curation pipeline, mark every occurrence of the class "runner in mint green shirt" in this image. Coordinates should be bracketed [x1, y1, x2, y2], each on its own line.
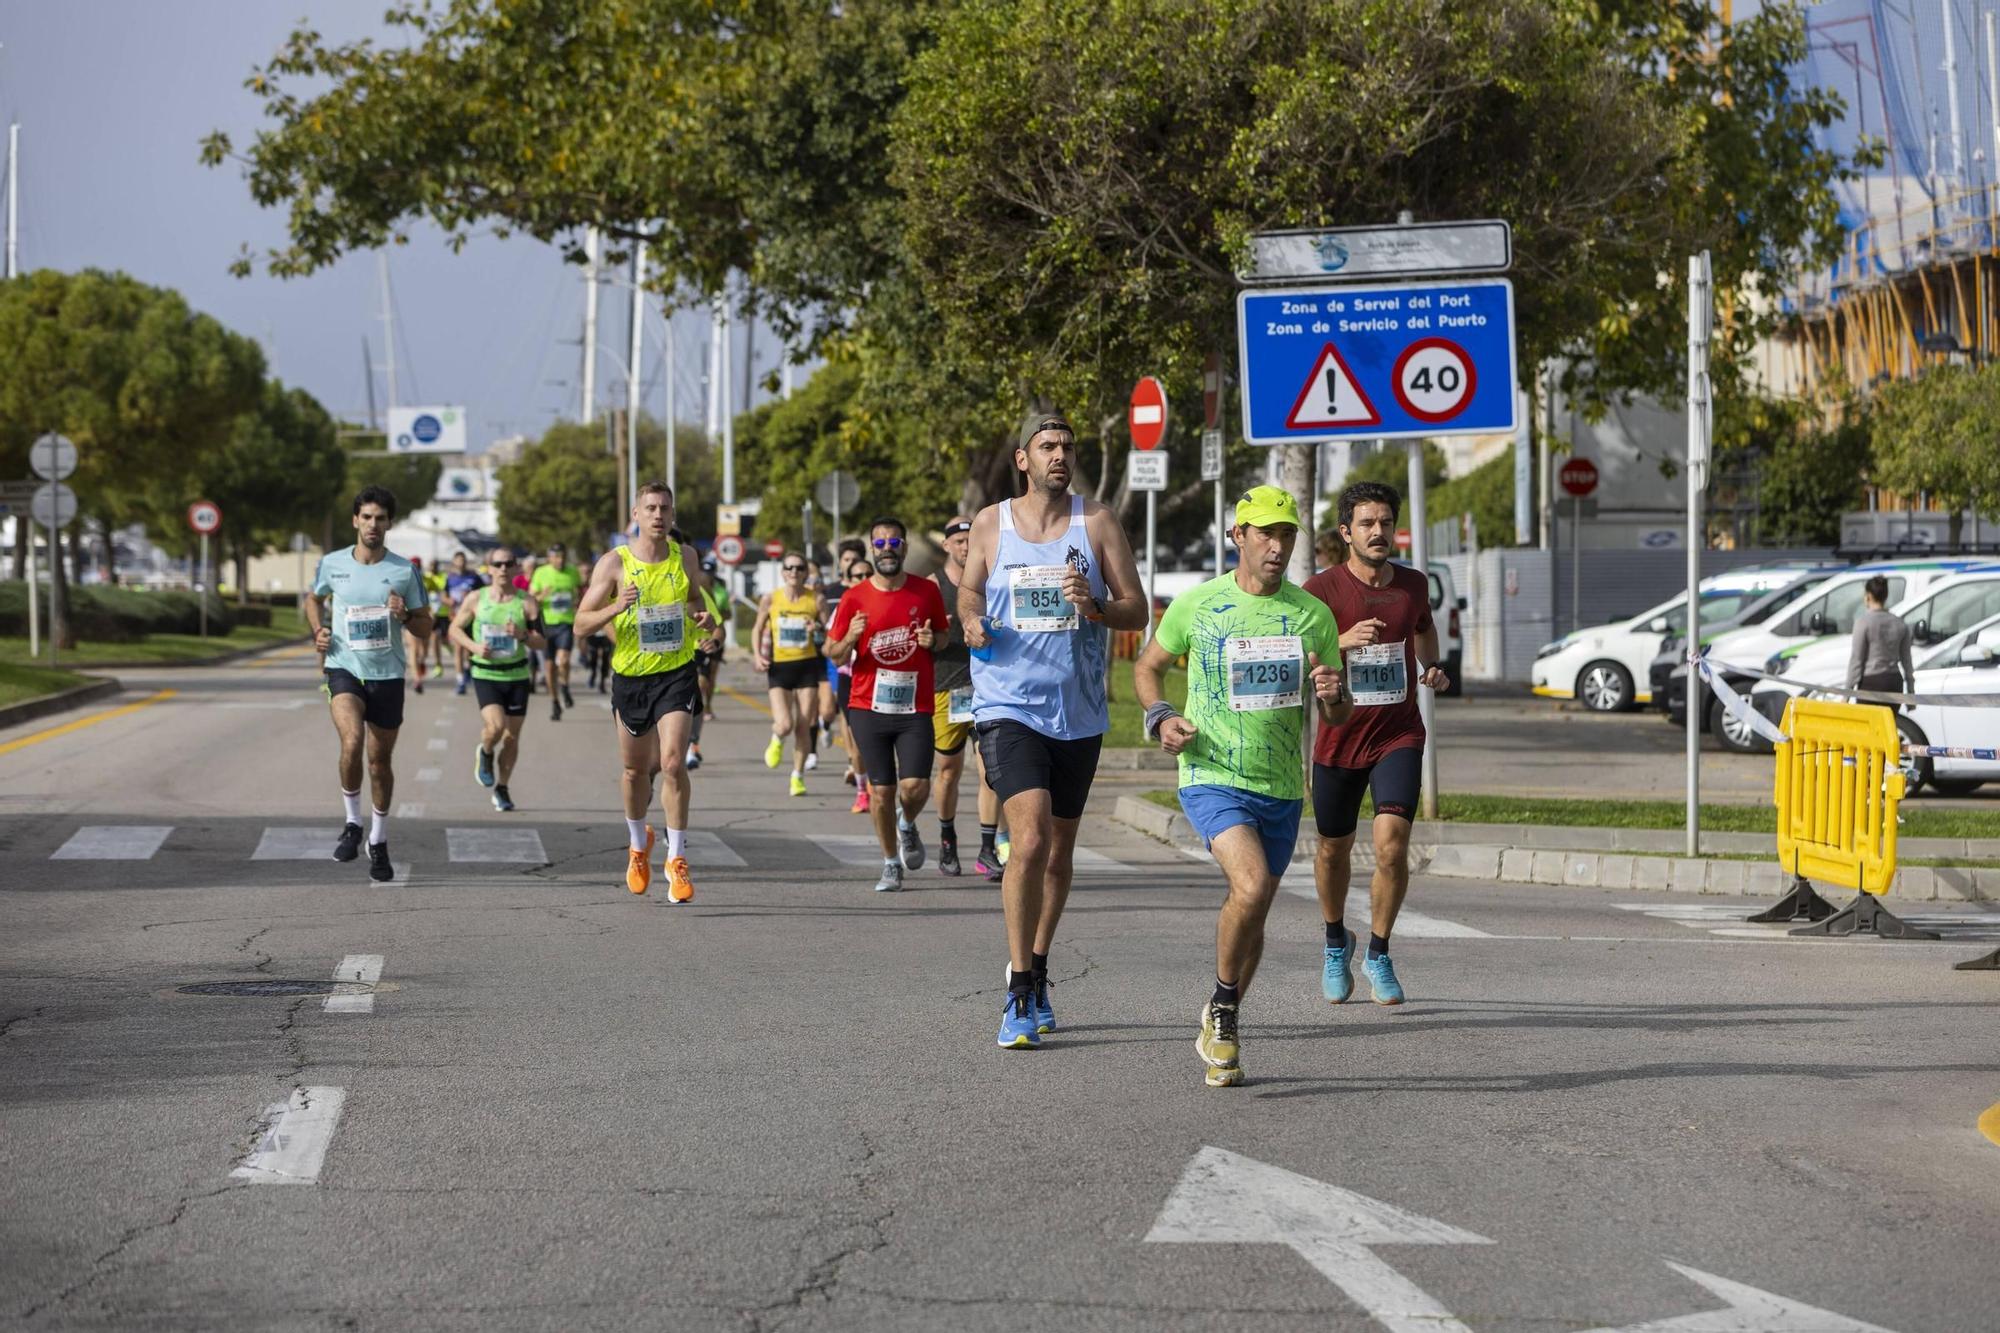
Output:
[1133, 485, 1349, 1088]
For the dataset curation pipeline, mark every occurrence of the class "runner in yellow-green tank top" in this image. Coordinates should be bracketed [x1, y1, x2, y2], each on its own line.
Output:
[445, 546, 548, 814]
[572, 482, 722, 901]
[529, 542, 584, 720]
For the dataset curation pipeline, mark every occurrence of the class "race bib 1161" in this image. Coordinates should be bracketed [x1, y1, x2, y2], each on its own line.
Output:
[1347, 640, 1407, 706]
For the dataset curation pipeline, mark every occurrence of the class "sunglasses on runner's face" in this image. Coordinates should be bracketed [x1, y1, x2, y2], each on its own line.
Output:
[872, 537, 904, 550]
[783, 563, 807, 573]
[490, 559, 517, 569]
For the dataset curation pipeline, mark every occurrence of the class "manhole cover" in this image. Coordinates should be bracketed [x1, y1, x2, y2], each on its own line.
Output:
[176, 979, 338, 997]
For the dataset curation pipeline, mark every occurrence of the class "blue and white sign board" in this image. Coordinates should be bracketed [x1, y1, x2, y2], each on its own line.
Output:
[387, 405, 468, 454]
[1236, 278, 1516, 444]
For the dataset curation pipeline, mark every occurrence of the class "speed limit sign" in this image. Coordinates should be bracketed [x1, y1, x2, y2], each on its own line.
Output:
[714, 534, 747, 566]
[1391, 338, 1477, 423]
[187, 500, 223, 534]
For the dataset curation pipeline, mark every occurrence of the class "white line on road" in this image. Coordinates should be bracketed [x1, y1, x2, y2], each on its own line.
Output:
[49, 826, 173, 860]
[251, 827, 341, 860]
[683, 830, 748, 868]
[433, 716, 452, 727]
[446, 827, 547, 862]
[230, 1086, 346, 1184]
[426, 737, 449, 751]
[817, 833, 1131, 871]
[1279, 875, 1492, 938]
[212, 700, 308, 710]
[324, 954, 384, 1014]
[395, 802, 425, 820]
[416, 768, 443, 783]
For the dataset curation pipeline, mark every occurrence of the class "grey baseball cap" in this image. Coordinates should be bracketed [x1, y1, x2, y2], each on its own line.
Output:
[1018, 410, 1074, 450]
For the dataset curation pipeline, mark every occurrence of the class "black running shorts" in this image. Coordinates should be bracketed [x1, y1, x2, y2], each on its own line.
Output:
[473, 676, 531, 717]
[612, 662, 702, 737]
[541, 623, 575, 653]
[323, 668, 406, 731]
[766, 657, 820, 691]
[976, 720, 1102, 821]
[1312, 744, 1424, 839]
[847, 707, 935, 786]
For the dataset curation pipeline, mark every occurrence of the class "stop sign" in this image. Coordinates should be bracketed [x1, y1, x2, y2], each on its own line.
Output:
[1129, 376, 1168, 451]
[1559, 458, 1599, 498]
[763, 539, 785, 560]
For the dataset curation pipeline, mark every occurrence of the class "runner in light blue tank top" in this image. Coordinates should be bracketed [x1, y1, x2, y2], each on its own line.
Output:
[973, 494, 1110, 740]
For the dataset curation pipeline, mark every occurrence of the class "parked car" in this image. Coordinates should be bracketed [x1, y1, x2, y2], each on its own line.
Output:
[1426, 562, 1464, 697]
[1529, 566, 1828, 712]
[1649, 570, 1842, 712]
[1693, 560, 1994, 751]
[1747, 612, 2000, 795]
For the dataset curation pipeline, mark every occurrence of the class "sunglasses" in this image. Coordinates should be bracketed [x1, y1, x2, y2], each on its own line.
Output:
[490, 560, 517, 569]
[782, 563, 807, 573]
[872, 537, 904, 550]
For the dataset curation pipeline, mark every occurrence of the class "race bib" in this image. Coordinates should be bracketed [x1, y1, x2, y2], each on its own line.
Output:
[947, 685, 974, 723]
[1348, 641, 1407, 706]
[873, 669, 918, 714]
[344, 604, 391, 652]
[1226, 636, 1303, 712]
[481, 624, 517, 659]
[546, 592, 574, 616]
[1008, 565, 1078, 632]
[776, 614, 810, 651]
[636, 601, 685, 654]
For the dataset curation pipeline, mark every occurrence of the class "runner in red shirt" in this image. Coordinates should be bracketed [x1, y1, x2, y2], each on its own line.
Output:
[1301, 481, 1450, 1007]
[828, 515, 948, 892]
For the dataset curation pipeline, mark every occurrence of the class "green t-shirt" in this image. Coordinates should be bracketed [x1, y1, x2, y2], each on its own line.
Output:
[530, 563, 584, 625]
[1153, 573, 1341, 801]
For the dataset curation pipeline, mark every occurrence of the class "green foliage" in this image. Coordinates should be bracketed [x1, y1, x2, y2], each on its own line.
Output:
[1710, 393, 1867, 547]
[1340, 443, 1445, 503]
[495, 423, 617, 554]
[1430, 453, 1521, 549]
[0, 581, 235, 641]
[1869, 365, 2000, 538]
[194, 380, 347, 583]
[338, 435, 443, 537]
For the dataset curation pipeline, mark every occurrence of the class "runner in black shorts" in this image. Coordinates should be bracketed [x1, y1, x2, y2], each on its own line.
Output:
[751, 550, 826, 795]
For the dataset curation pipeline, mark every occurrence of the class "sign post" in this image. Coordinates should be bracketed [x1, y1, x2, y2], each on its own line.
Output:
[1686, 251, 1713, 858]
[2, 480, 40, 654]
[188, 500, 223, 638]
[1130, 377, 1168, 643]
[1203, 353, 1226, 577]
[31, 433, 78, 668]
[814, 470, 859, 555]
[1559, 458, 1598, 634]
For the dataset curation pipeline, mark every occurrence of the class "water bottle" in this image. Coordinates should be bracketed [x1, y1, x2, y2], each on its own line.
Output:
[969, 617, 1008, 663]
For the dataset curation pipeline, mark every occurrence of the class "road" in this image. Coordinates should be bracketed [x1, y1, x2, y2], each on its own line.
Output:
[3, 646, 1996, 1331]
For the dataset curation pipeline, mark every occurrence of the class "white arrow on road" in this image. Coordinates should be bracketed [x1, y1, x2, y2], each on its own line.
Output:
[1145, 1146, 1490, 1333]
[1581, 1262, 1898, 1333]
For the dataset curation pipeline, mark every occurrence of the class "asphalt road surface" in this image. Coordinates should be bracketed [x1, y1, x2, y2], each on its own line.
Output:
[3, 645, 1996, 1331]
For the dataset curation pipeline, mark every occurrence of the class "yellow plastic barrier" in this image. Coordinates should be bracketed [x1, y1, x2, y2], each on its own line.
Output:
[1772, 697, 1905, 896]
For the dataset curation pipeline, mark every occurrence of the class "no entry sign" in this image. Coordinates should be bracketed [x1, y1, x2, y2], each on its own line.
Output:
[1130, 377, 1168, 450]
[1559, 458, 1599, 498]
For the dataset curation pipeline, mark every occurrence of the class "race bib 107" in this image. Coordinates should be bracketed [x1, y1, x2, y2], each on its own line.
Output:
[873, 669, 918, 714]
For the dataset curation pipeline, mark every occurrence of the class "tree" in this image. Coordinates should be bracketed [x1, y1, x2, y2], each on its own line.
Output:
[1868, 366, 2000, 547]
[1341, 443, 1446, 503]
[191, 381, 347, 599]
[495, 423, 617, 555]
[1430, 453, 1521, 550]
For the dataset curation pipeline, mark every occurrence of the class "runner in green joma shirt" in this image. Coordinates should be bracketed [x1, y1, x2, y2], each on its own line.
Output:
[448, 546, 548, 812]
[1134, 485, 1349, 1087]
[530, 542, 583, 721]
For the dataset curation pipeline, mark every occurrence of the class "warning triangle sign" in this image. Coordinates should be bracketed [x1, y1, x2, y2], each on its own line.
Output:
[1285, 343, 1381, 430]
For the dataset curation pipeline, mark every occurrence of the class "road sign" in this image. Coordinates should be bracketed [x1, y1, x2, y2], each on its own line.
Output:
[386, 406, 468, 454]
[714, 534, 747, 565]
[1200, 429, 1224, 482]
[30, 433, 78, 481]
[814, 471, 860, 514]
[1202, 353, 1223, 429]
[1129, 377, 1168, 450]
[1128, 451, 1169, 492]
[1236, 278, 1517, 444]
[1244, 220, 1512, 283]
[762, 539, 785, 560]
[0, 480, 37, 501]
[1560, 457, 1599, 498]
[32, 482, 76, 529]
[187, 500, 222, 534]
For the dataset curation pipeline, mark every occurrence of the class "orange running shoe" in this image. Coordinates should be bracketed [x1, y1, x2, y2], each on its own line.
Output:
[665, 855, 695, 904]
[626, 826, 656, 895]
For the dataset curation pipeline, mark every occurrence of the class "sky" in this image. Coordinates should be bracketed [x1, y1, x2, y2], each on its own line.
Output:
[2, 2, 793, 454]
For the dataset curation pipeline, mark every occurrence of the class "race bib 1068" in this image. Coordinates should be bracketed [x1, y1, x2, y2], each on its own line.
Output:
[1225, 635, 1304, 712]
[1008, 566, 1078, 633]
[344, 604, 391, 652]
[1347, 640, 1407, 706]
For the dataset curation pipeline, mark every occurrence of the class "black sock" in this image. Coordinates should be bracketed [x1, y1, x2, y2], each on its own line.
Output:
[1211, 978, 1241, 1006]
[940, 818, 956, 841]
[1369, 933, 1390, 959]
[979, 823, 997, 854]
[1325, 921, 1346, 948]
[1009, 969, 1035, 995]
[1031, 951, 1048, 981]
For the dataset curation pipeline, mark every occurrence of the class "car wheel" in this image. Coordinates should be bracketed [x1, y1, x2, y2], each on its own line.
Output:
[1895, 715, 1932, 796]
[1576, 661, 1633, 712]
[1441, 651, 1463, 698]
[1709, 696, 1773, 754]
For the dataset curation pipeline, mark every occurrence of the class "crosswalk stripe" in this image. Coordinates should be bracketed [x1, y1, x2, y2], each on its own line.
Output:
[1614, 902, 2000, 941]
[49, 826, 173, 860]
[682, 830, 748, 868]
[1279, 871, 1491, 937]
[446, 827, 547, 863]
[816, 833, 1133, 872]
[324, 954, 384, 1014]
[252, 827, 342, 860]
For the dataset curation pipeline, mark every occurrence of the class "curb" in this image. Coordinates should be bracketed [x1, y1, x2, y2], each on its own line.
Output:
[1106, 797, 1988, 903]
[57, 634, 312, 671]
[1097, 747, 1176, 772]
[0, 676, 124, 732]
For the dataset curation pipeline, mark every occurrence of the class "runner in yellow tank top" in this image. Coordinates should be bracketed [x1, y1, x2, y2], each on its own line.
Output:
[751, 553, 827, 795]
[573, 481, 722, 900]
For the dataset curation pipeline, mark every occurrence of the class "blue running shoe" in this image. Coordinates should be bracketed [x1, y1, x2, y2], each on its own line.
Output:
[998, 991, 1040, 1048]
[1363, 953, 1405, 1006]
[1322, 936, 1354, 1003]
[474, 745, 496, 788]
[1033, 978, 1056, 1033]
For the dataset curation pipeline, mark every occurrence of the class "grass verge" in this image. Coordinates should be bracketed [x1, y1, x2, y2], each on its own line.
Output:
[1105, 666, 1185, 749]
[1136, 788, 2000, 840]
[0, 605, 307, 667]
[0, 661, 93, 709]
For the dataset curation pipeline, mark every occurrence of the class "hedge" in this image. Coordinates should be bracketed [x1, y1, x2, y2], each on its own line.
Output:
[0, 581, 238, 641]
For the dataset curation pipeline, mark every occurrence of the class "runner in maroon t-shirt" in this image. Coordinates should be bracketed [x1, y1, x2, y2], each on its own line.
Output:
[828, 515, 947, 892]
[1300, 481, 1450, 1007]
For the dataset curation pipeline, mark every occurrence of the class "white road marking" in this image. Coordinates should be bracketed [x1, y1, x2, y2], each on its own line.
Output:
[231, 1086, 345, 1185]
[252, 827, 344, 860]
[1278, 871, 1491, 937]
[1148, 1146, 1489, 1333]
[433, 716, 453, 727]
[1576, 1260, 1895, 1332]
[682, 830, 748, 868]
[394, 802, 425, 820]
[817, 833, 1131, 871]
[1614, 903, 2000, 941]
[324, 954, 384, 1014]
[213, 700, 307, 710]
[49, 826, 173, 860]
[426, 737, 449, 751]
[416, 768, 443, 783]
[446, 827, 547, 862]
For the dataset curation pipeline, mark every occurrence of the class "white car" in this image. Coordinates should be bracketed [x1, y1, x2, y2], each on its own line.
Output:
[1531, 568, 1825, 712]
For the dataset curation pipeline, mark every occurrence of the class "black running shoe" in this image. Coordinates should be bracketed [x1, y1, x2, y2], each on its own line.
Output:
[551, 699, 563, 722]
[562, 684, 576, 709]
[492, 785, 515, 813]
[333, 822, 364, 862]
[939, 835, 961, 876]
[367, 841, 394, 882]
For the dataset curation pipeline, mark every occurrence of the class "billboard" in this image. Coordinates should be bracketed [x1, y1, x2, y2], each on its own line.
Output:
[387, 406, 468, 454]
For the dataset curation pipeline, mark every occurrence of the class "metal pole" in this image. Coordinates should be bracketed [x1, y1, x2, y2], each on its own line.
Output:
[1538, 363, 1555, 550]
[801, 500, 813, 558]
[25, 524, 37, 656]
[6, 123, 17, 279]
[199, 533, 209, 638]
[378, 253, 397, 413]
[1987, 13, 1999, 206]
[1143, 484, 1157, 648]
[1687, 252, 1712, 857]
[46, 510, 58, 668]
[719, 299, 735, 504]
[1409, 439, 1438, 821]
[1214, 475, 1226, 577]
[1571, 494, 1581, 633]
[580, 227, 599, 424]
[626, 241, 644, 504]
[1946, 0, 1966, 187]
[665, 311, 677, 493]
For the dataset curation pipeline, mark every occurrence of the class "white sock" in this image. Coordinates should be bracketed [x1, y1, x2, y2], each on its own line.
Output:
[342, 789, 363, 826]
[665, 826, 686, 861]
[370, 808, 389, 845]
[626, 818, 649, 851]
